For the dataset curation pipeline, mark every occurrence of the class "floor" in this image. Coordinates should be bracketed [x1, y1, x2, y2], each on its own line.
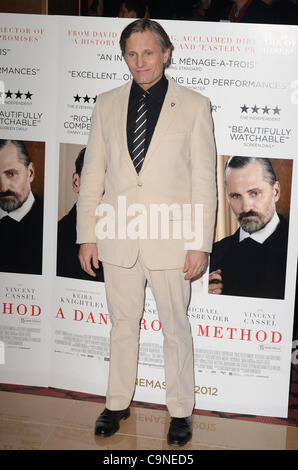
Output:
[0, 390, 297, 450]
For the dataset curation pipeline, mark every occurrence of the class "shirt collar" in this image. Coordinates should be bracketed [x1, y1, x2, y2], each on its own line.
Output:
[131, 74, 168, 102]
[239, 211, 280, 244]
[0, 191, 35, 222]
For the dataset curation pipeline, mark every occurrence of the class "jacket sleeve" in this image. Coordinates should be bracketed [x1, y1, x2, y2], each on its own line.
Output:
[190, 95, 217, 253]
[76, 95, 107, 244]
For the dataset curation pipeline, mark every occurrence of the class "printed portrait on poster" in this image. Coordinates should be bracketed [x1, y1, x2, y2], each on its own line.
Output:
[209, 155, 292, 300]
[56, 142, 104, 282]
[0, 139, 45, 275]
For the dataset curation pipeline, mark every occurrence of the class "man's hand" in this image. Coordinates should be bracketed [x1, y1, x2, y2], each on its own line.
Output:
[208, 269, 223, 294]
[183, 250, 208, 280]
[78, 243, 99, 277]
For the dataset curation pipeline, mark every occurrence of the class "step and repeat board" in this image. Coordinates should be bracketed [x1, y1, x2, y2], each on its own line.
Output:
[0, 13, 297, 418]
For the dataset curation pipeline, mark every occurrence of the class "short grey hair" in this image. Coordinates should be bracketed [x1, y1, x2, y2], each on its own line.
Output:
[119, 19, 174, 68]
[224, 156, 277, 186]
[0, 139, 31, 167]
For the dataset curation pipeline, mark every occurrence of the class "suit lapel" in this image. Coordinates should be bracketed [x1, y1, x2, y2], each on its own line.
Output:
[113, 81, 137, 176]
[114, 77, 180, 177]
[140, 78, 180, 174]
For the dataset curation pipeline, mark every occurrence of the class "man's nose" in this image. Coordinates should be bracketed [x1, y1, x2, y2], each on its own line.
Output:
[241, 197, 253, 213]
[136, 54, 144, 68]
[0, 177, 8, 193]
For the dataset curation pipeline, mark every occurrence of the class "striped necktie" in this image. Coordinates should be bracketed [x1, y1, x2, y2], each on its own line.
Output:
[131, 90, 149, 173]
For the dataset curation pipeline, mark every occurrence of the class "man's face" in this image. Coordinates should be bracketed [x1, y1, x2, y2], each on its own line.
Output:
[124, 30, 170, 90]
[226, 160, 280, 234]
[0, 142, 34, 212]
[119, 3, 137, 17]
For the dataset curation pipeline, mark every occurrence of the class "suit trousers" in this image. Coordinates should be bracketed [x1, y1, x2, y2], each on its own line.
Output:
[103, 255, 195, 417]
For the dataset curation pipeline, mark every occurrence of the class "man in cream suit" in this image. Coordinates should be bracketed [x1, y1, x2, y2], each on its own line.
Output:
[77, 19, 217, 446]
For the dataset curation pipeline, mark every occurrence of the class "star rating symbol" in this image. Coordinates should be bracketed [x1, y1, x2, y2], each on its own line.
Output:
[240, 104, 281, 116]
[73, 93, 97, 104]
[262, 105, 270, 114]
[3, 90, 33, 100]
[240, 104, 249, 113]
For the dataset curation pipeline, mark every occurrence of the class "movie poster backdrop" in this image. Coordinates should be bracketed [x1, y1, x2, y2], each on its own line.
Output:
[0, 14, 297, 418]
[0, 14, 59, 386]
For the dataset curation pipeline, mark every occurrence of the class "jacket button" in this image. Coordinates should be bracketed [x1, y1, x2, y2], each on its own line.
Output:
[137, 181, 143, 187]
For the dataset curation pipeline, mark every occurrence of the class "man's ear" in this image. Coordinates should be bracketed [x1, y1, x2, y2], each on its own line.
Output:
[28, 162, 35, 183]
[273, 181, 281, 203]
[163, 48, 170, 66]
[72, 172, 80, 194]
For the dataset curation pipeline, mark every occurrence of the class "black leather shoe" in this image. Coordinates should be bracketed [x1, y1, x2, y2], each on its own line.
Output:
[94, 407, 130, 437]
[167, 416, 192, 446]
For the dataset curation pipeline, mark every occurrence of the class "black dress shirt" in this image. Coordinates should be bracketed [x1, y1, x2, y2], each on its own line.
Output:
[0, 195, 43, 275]
[210, 215, 289, 299]
[127, 74, 168, 162]
[57, 204, 104, 282]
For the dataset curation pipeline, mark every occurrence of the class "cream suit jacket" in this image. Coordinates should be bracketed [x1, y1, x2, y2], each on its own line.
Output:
[77, 76, 217, 270]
